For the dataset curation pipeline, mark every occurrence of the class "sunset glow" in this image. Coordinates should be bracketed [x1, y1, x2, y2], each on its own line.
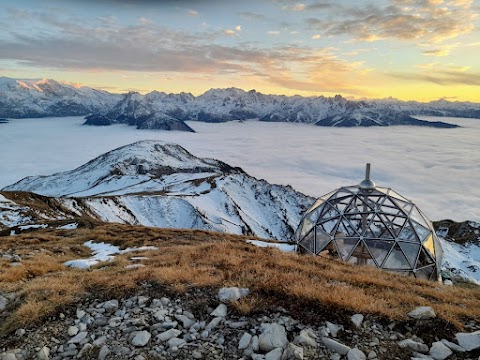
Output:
[0, 0, 479, 101]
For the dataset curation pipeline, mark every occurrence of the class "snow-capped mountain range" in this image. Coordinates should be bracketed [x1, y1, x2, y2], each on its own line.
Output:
[1, 140, 479, 283]
[2, 77, 480, 130]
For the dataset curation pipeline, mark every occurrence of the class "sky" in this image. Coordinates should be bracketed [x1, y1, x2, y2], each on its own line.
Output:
[0, 0, 479, 101]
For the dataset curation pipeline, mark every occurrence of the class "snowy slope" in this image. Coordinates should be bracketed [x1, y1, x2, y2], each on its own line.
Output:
[3, 141, 312, 240]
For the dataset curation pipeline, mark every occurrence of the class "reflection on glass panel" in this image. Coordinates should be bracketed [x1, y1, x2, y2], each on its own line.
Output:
[344, 214, 364, 235]
[300, 217, 315, 238]
[383, 246, 411, 269]
[299, 229, 315, 254]
[392, 199, 413, 217]
[410, 207, 429, 228]
[334, 238, 360, 261]
[307, 206, 323, 224]
[397, 222, 418, 242]
[365, 239, 394, 266]
[423, 234, 435, 257]
[306, 198, 324, 213]
[417, 248, 435, 268]
[350, 240, 374, 265]
[365, 216, 392, 239]
[412, 221, 430, 242]
[415, 265, 434, 280]
[315, 226, 331, 254]
[433, 236, 443, 260]
[336, 218, 356, 237]
[318, 219, 338, 234]
[398, 241, 420, 267]
[388, 189, 409, 202]
[320, 203, 341, 221]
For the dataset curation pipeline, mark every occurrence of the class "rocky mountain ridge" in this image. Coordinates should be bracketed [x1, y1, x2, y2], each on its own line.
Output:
[2, 77, 479, 130]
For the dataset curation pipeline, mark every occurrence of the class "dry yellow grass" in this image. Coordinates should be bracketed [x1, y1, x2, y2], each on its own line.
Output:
[0, 223, 479, 335]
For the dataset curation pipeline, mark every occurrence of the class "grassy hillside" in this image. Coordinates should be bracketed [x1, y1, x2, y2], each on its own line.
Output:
[0, 222, 479, 339]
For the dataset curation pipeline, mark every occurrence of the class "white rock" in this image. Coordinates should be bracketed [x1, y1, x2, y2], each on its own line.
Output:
[258, 323, 289, 352]
[351, 314, 364, 328]
[265, 348, 283, 360]
[429, 341, 452, 360]
[238, 332, 252, 350]
[283, 343, 303, 360]
[77, 343, 93, 358]
[398, 339, 429, 354]
[68, 331, 88, 344]
[408, 306, 436, 319]
[67, 326, 79, 336]
[321, 337, 351, 355]
[102, 299, 119, 312]
[348, 348, 367, 360]
[205, 317, 223, 331]
[367, 350, 377, 359]
[130, 330, 151, 347]
[218, 287, 249, 302]
[294, 329, 317, 347]
[326, 321, 343, 337]
[252, 335, 260, 351]
[175, 314, 195, 329]
[37, 346, 50, 360]
[210, 303, 228, 318]
[440, 339, 465, 352]
[455, 331, 480, 351]
[156, 329, 182, 342]
[76, 309, 86, 320]
[443, 280, 453, 286]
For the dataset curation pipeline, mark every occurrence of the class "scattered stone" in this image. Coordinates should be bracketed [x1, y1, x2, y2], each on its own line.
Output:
[0, 295, 8, 311]
[68, 331, 87, 344]
[398, 339, 429, 354]
[157, 329, 182, 342]
[321, 337, 351, 355]
[37, 346, 50, 360]
[259, 323, 289, 352]
[67, 326, 79, 336]
[408, 306, 436, 320]
[347, 348, 367, 360]
[238, 332, 252, 350]
[77, 343, 93, 358]
[167, 337, 186, 348]
[15, 329, 25, 338]
[210, 303, 228, 318]
[265, 347, 283, 360]
[440, 339, 465, 352]
[351, 314, 364, 328]
[284, 343, 303, 360]
[130, 330, 151, 347]
[218, 287, 250, 302]
[175, 314, 195, 329]
[326, 321, 343, 337]
[192, 350, 203, 359]
[367, 350, 377, 359]
[429, 341, 452, 360]
[294, 329, 317, 347]
[455, 330, 480, 351]
[98, 345, 110, 360]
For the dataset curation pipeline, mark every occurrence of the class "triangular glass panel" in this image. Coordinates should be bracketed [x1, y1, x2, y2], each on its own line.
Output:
[416, 248, 435, 268]
[330, 196, 354, 213]
[391, 198, 413, 217]
[305, 198, 324, 214]
[343, 213, 364, 235]
[414, 265, 435, 280]
[299, 217, 315, 238]
[377, 213, 406, 236]
[410, 207, 429, 228]
[349, 240, 375, 266]
[365, 215, 394, 239]
[388, 189, 410, 203]
[423, 234, 435, 257]
[364, 239, 394, 267]
[335, 217, 357, 237]
[318, 203, 341, 222]
[383, 245, 412, 270]
[314, 226, 331, 255]
[318, 219, 338, 235]
[412, 221, 431, 242]
[306, 205, 324, 224]
[299, 229, 315, 254]
[351, 194, 376, 213]
[334, 237, 360, 261]
[398, 241, 421, 268]
[397, 221, 419, 242]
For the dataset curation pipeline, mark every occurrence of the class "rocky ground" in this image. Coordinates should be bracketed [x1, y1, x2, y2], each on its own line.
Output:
[1, 287, 479, 360]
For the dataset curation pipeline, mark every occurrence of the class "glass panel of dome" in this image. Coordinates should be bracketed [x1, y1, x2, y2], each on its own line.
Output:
[398, 241, 421, 268]
[352, 195, 376, 212]
[319, 203, 341, 222]
[307, 205, 324, 223]
[412, 221, 431, 242]
[349, 240, 375, 265]
[388, 189, 410, 203]
[416, 248, 435, 268]
[423, 234, 435, 257]
[334, 237, 360, 261]
[306, 198, 324, 213]
[414, 265, 434, 280]
[410, 207, 430, 228]
[364, 239, 394, 266]
[315, 226, 331, 254]
[343, 214, 363, 235]
[299, 229, 315, 254]
[336, 217, 357, 237]
[318, 219, 338, 234]
[383, 245, 411, 269]
[433, 236, 443, 259]
[397, 222, 419, 242]
[377, 213, 406, 235]
[391, 198, 413, 217]
[365, 215, 394, 239]
[300, 217, 315, 237]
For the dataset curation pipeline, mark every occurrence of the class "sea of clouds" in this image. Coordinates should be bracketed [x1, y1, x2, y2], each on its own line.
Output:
[0, 116, 478, 222]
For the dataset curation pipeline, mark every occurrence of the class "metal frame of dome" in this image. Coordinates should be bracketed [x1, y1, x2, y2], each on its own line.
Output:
[295, 164, 443, 282]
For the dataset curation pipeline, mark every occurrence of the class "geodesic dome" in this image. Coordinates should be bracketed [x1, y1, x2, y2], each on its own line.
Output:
[295, 165, 443, 281]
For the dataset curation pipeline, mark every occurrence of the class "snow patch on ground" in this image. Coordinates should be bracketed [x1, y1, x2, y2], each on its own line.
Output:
[440, 238, 480, 285]
[57, 223, 78, 230]
[64, 240, 158, 269]
[246, 240, 296, 253]
[19, 224, 48, 230]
